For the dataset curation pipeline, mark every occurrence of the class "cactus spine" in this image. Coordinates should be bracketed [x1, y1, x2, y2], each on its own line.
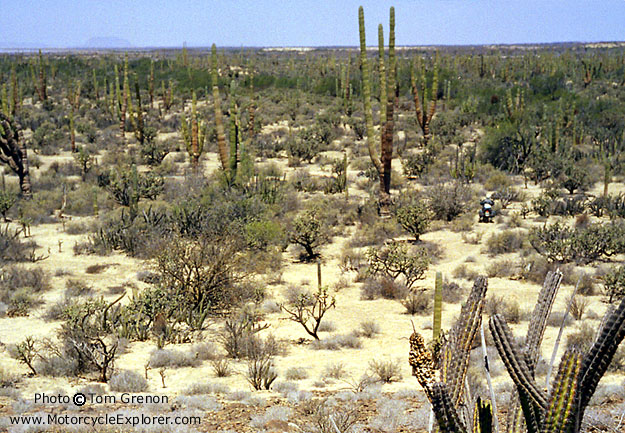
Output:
[358, 6, 395, 213]
[212, 44, 230, 176]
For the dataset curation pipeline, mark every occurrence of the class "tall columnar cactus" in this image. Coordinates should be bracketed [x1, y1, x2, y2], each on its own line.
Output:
[212, 44, 230, 176]
[67, 81, 81, 152]
[92, 69, 99, 100]
[0, 113, 31, 198]
[148, 60, 155, 108]
[10, 64, 18, 116]
[358, 6, 396, 213]
[119, 54, 130, 143]
[433, 271, 443, 341]
[410, 277, 489, 431]
[31, 49, 47, 102]
[131, 80, 145, 145]
[410, 56, 438, 146]
[180, 91, 205, 169]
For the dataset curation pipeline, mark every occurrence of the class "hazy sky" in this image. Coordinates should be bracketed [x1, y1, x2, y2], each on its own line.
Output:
[2, 0, 624, 48]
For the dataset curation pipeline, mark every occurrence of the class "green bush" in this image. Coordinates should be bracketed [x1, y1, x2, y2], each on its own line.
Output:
[289, 207, 329, 260]
[245, 220, 285, 251]
[602, 265, 625, 304]
[366, 241, 429, 290]
[485, 229, 526, 256]
[426, 182, 473, 221]
[396, 201, 432, 242]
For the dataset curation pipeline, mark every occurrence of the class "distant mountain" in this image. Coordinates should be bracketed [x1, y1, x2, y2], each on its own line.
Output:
[82, 37, 133, 49]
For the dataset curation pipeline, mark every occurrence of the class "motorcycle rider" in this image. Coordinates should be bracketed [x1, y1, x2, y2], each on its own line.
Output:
[479, 195, 495, 222]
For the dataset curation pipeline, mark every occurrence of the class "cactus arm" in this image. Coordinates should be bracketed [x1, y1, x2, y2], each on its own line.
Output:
[357, 6, 382, 175]
[431, 383, 469, 433]
[575, 296, 625, 424]
[441, 276, 488, 407]
[472, 397, 493, 433]
[377, 24, 387, 125]
[489, 314, 547, 431]
[526, 270, 563, 368]
[212, 44, 230, 174]
[543, 350, 582, 433]
[433, 271, 443, 340]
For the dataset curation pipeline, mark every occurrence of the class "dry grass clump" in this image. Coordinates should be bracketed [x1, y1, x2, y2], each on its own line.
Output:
[368, 359, 403, 383]
[108, 370, 149, 392]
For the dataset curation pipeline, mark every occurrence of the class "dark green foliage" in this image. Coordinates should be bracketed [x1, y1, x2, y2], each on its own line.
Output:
[366, 241, 429, 290]
[395, 201, 432, 241]
[98, 165, 164, 207]
[602, 265, 625, 304]
[529, 221, 625, 264]
[289, 207, 329, 260]
[0, 188, 17, 221]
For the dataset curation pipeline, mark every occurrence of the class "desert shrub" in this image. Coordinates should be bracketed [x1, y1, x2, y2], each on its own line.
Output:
[368, 359, 403, 383]
[310, 333, 362, 350]
[366, 241, 429, 290]
[0, 266, 50, 316]
[565, 322, 596, 352]
[250, 406, 293, 429]
[0, 225, 37, 263]
[602, 265, 625, 304]
[529, 221, 625, 264]
[567, 295, 589, 321]
[219, 307, 269, 359]
[47, 297, 125, 381]
[485, 295, 521, 324]
[453, 264, 480, 281]
[395, 201, 432, 241]
[401, 292, 431, 315]
[244, 220, 285, 251]
[426, 182, 474, 221]
[442, 279, 465, 304]
[97, 165, 164, 206]
[210, 358, 232, 377]
[154, 234, 250, 320]
[360, 277, 408, 301]
[183, 382, 230, 396]
[484, 229, 526, 255]
[486, 259, 517, 279]
[246, 355, 278, 391]
[290, 207, 330, 260]
[0, 189, 17, 221]
[358, 320, 381, 338]
[349, 219, 402, 247]
[285, 367, 309, 381]
[547, 311, 575, 328]
[323, 362, 346, 379]
[280, 287, 335, 340]
[149, 349, 199, 368]
[108, 370, 149, 392]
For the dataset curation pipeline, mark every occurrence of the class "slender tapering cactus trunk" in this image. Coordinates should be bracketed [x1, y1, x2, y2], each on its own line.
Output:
[148, 61, 155, 108]
[10, 65, 18, 116]
[191, 98, 199, 168]
[212, 44, 230, 175]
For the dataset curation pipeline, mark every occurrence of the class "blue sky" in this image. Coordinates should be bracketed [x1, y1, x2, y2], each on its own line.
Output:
[1, 0, 624, 48]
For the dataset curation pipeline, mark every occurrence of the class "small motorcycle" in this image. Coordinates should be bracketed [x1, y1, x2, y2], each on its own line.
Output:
[479, 202, 495, 223]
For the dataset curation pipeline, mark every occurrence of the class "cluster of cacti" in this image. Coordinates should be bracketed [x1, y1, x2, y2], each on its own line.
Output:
[410, 270, 625, 433]
[505, 87, 525, 122]
[411, 55, 438, 146]
[180, 92, 205, 169]
[66, 80, 80, 152]
[358, 6, 396, 213]
[0, 113, 31, 198]
[582, 59, 602, 87]
[410, 276, 488, 432]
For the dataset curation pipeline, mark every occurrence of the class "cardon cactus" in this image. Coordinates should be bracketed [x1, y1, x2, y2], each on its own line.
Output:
[409, 270, 625, 433]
